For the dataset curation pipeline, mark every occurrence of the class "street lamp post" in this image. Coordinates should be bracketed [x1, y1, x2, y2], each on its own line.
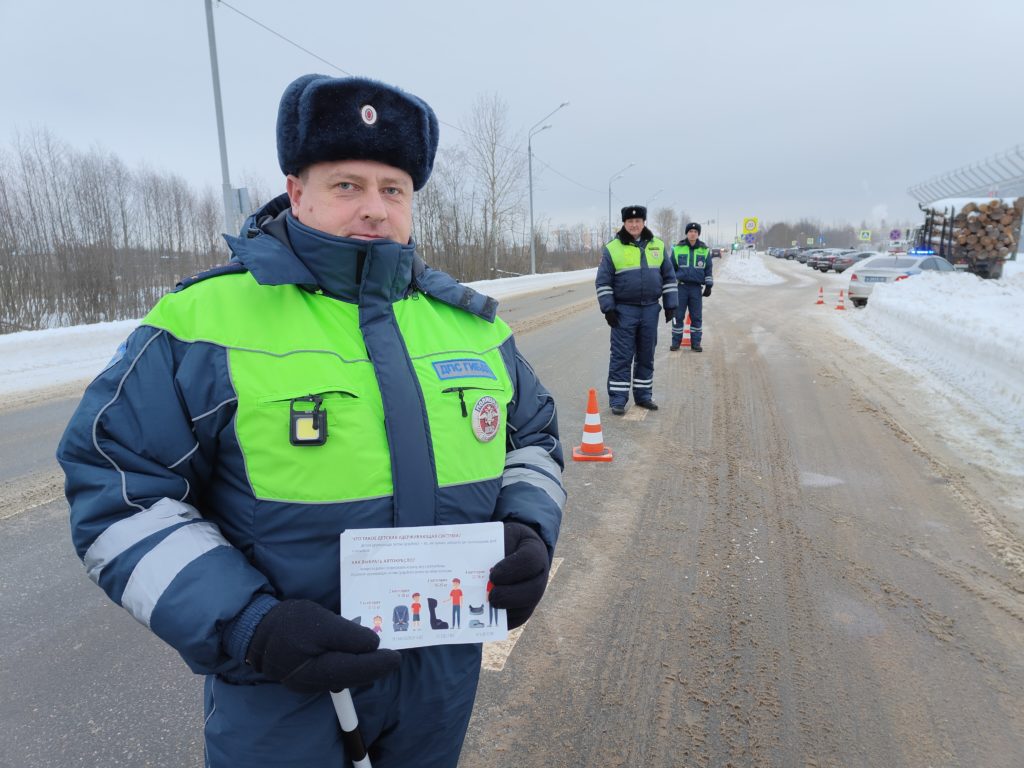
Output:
[528, 101, 569, 275]
[607, 162, 635, 236]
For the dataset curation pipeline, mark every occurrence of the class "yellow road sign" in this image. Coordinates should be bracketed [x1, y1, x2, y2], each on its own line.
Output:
[859, 230, 871, 241]
[742, 217, 759, 234]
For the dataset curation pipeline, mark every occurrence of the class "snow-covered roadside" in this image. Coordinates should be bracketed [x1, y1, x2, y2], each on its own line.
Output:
[719, 253, 1024, 489]
[0, 319, 137, 397]
[720, 256, 1024, 528]
[714, 250, 786, 285]
[0, 272, 599, 399]
[832, 269, 1024, 489]
[842, 271, 1023, 431]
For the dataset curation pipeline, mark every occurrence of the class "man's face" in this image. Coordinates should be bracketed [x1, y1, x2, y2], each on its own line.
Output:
[687, 229, 699, 245]
[624, 217, 645, 238]
[286, 159, 414, 243]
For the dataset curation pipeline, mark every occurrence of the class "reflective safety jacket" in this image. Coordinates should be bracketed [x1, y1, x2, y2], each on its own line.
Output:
[595, 231, 678, 312]
[57, 194, 565, 682]
[672, 239, 714, 287]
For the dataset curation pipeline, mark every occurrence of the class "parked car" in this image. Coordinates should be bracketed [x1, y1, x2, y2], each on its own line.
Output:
[798, 248, 824, 264]
[711, 247, 722, 258]
[806, 249, 837, 269]
[832, 250, 881, 273]
[847, 253, 955, 307]
[782, 247, 800, 260]
[817, 249, 858, 272]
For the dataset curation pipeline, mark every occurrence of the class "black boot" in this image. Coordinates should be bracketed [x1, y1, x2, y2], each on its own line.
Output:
[636, 400, 659, 410]
[692, 344, 703, 352]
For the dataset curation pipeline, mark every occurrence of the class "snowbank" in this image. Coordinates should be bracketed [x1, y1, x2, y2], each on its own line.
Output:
[843, 270, 1024, 433]
[0, 319, 137, 396]
[715, 251, 786, 285]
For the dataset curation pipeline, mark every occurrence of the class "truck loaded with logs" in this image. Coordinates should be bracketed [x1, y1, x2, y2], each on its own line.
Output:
[909, 197, 1023, 279]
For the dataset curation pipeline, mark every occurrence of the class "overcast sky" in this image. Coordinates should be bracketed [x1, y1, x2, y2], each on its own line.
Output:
[3, 0, 1022, 241]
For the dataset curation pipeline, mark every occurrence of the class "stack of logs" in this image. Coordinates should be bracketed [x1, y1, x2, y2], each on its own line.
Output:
[926, 198, 1023, 263]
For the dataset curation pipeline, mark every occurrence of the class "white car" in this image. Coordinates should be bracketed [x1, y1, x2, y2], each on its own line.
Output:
[846, 253, 955, 307]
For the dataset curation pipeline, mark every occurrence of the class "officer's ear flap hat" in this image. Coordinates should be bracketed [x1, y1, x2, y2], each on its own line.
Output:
[277, 74, 440, 191]
[685, 222, 702, 235]
[621, 205, 647, 222]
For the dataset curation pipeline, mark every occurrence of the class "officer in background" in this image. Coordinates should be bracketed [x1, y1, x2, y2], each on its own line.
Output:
[57, 75, 565, 768]
[596, 205, 677, 414]
[670, 222, 713, 352]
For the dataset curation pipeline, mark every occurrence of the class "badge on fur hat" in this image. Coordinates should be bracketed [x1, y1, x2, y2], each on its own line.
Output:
[277, 75, 440, 189]
[471, 396, 501, 442]
[621, 205, 647, 221]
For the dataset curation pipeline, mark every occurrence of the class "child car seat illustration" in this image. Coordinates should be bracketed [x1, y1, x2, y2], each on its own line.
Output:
[392, 604, 410, 632]
[427, 597, 449, 630]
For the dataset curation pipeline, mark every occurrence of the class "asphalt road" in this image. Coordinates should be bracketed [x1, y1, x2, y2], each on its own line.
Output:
[3, 268, 1023, 767]
[461, 262, 1024, 768]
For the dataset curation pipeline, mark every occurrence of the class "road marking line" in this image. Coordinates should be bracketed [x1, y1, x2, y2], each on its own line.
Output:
[482, 556, 563, 672]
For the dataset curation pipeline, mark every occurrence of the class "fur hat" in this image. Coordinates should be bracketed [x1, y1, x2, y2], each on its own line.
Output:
[621, 205, 647, 222]
[685, 222, 702, 235]
[277, 74, 439, 190]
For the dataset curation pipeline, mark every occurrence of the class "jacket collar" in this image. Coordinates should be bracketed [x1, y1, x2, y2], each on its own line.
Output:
[677, 238, 706, 249]
[616, 226, 655, 245]
[225, 193, 417, 305]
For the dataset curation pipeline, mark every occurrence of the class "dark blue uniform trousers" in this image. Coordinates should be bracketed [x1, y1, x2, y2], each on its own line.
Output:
[204, 644, 480, 767]
[672, 283, 704, 347]
[607, 303, 660, 407]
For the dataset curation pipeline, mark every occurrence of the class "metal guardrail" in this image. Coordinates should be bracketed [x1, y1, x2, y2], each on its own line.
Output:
[908, 144, 1024, 204]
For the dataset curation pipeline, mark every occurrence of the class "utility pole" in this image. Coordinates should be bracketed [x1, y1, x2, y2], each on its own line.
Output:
[205, 0, 248, 235]
[527, 102, 569, 275]
[607, 163, 634, 236]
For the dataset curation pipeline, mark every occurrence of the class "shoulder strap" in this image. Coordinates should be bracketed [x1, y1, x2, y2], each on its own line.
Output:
[173, 262, 249, 292]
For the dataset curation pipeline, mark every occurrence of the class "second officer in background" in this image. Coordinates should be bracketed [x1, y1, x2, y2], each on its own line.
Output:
[596, 205, 677, 415]
[670, 222, 713, 352]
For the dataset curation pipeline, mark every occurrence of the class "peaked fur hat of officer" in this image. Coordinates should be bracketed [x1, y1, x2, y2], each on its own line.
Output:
[685, 222, 702, 235]
[621, 205, 647, 222]
[277, 74, 440, 190]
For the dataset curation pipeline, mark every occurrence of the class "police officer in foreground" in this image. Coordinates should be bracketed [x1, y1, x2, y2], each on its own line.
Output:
[57, 75, 565, 768]
[670, 222, 714, 352]
[596, 205, 678, 415]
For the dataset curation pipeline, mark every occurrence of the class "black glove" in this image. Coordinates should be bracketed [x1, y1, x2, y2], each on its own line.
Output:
[245, 599, 401, 694]
[663, 306, 675, 323]
[703, 285, 712, 297]
[604, 309, 619, 328]
[489, 522, 550, 629]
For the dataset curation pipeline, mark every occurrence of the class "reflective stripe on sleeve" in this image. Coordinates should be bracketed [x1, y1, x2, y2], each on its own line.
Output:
[121, 521, 229, 628]
[84, 497, 202, 584]
[502, 447, 566, 508]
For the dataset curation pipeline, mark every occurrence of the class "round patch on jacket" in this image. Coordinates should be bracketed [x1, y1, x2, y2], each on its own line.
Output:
[360, 104, 378, 125]
[471, 396, 501, 442]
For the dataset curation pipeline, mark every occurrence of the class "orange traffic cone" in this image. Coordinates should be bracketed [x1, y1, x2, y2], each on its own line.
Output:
[835, 289, 846, 310]
[572, 388, 614, 462]
[681, 310, 692, 348]
[815, 286, 825, 305]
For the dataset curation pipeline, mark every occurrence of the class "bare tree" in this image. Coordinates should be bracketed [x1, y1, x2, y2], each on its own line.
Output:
[461, 93, 526, 277]
[653, 207, 679, 244]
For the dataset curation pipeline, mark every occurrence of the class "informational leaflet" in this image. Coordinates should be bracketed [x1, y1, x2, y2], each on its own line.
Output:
[339, 522, 508, 650]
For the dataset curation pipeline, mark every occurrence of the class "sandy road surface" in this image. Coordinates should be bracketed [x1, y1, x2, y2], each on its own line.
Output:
[461, 263, 1024, 768]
